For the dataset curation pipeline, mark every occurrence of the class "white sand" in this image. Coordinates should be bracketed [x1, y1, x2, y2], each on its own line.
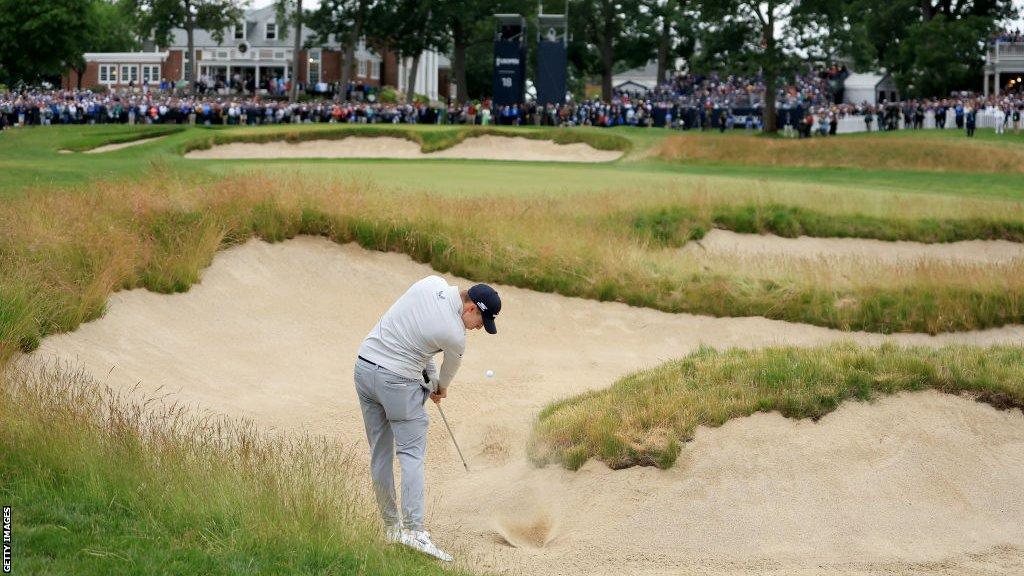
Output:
[82, 136, 167, 154]
[686, 229, 1024, 265]
[26, 237, 1024, 575]
[184, 135, 624, 162]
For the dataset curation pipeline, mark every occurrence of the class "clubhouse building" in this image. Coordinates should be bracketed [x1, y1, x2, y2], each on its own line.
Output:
[984, 39, 1024, 96]
[63, 5, 449, 100]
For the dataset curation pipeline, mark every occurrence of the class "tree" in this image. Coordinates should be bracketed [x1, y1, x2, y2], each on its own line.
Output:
[69, 0, 140, 89]
[366, 0, 448, 103]
[135, 0, 244, 92]
[844, 0, 1017, 96]
[274, 0, 306, 100]
[438, 0, 532, 103]
[699, 0, 794, 133]
[0, 0, 90, 86]
[308, 0, 372, 94]
[643, 0, 698, 85]
[568, 0, 653, 100]
[293, 0, 302, 99]
[443, 0, 502, 103]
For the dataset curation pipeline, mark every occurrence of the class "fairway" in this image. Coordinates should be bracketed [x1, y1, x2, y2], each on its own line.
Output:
[3, 124, 1024, 576]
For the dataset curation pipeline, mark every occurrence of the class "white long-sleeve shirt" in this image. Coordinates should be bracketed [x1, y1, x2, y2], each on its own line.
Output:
[358, 275, 466, 392]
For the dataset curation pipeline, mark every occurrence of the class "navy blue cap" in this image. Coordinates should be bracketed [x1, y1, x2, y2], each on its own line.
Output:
[468, 284, 501, 334]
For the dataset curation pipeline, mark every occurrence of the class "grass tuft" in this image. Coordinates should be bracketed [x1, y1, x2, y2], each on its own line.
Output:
[0, 362, 473, 575]
[528, 343, 1024, 470]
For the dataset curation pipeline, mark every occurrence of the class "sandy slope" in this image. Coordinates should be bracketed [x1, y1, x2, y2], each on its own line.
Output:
[184, 135, 624, 162]
[27, 237, 1024, 575]
[82, 136, 168, 154]
[685, 229, 1024, 265]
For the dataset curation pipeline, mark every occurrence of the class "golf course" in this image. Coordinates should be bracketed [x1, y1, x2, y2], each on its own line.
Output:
[2, 124, 1023, 575]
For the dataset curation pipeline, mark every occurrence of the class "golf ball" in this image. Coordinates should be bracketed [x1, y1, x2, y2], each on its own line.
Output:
[485, 370, 494, 378]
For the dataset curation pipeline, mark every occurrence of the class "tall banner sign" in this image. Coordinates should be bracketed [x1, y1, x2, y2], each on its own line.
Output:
[536, 43, 566, 106]
[493, 15, 526, 106]
[493, 42, 525, 105]
[536, 15, 567, 106]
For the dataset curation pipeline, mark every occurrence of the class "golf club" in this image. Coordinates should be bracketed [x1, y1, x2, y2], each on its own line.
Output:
[436, 403, 470, 472]
[424, 369, 470, 472]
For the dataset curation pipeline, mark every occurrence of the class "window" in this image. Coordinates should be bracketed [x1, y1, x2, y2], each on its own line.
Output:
[370, 60, 380, 80]
[308, 50, 321, 84]
[120, 65, 138, 83]
[142, 65, 161, 83]
[358, 59, 367, 77]
[273, 50, 286, 60]
[265, 22, 277, 40]
[99, 65, 117, 83]
[234, 22, 245, 40]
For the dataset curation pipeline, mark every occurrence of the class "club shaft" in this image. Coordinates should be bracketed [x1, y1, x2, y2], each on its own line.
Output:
[436, 404, 469, 471]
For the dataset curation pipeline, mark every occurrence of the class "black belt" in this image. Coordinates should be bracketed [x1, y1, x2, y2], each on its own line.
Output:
[357, 355, 381, 368]
[359, 355, 431, 385]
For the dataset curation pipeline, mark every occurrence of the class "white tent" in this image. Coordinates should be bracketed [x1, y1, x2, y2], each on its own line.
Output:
[843, 72, 899, 106]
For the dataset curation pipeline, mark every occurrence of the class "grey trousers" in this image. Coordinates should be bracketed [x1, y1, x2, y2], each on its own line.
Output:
[354, 357, 430, 531]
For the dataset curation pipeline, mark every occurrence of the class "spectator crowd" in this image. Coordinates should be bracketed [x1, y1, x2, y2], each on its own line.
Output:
[2, 70, 1023, 138]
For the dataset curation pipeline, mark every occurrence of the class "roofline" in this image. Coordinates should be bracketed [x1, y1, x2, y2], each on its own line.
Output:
[84, 52, 169, 62]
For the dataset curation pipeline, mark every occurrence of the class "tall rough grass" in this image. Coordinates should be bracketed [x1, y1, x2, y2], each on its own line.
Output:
[4, 171, 1024, 365]
[0, 361, 473, 575]
[527, 343, 1024, 471]
[654, 133, 1024, 174]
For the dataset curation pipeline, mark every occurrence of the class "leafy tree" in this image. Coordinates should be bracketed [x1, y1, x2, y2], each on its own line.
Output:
[697, 0, 793, 132]
[0, 0, 90, 85]
[697, 0, 848, 133]
[643, 0, 698, 85]
[309, 0, 373, 93]
[568, 0, 654, 100]
[442, 0, 524, 103]
[135, 0, 245, 92]
[69, 0, 140, 89]
[274, 0, 307, 100]
[844, 0, 1018, 96]
[366, 0, 448, 103]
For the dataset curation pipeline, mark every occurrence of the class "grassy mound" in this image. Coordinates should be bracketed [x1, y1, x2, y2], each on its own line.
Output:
[0, 363, 471, 575]
[654, 132, 1024, 174]
[59, 125, 186, 153]
[527, 343, 1024, 470]
[181, 125, 631, 156]
[3, 173, 1024, 364]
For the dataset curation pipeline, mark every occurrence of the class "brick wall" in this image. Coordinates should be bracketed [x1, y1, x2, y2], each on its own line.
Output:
[164, 50, 183, 82]
[63, 63, 99, 90]
[322, 50, 342, 83]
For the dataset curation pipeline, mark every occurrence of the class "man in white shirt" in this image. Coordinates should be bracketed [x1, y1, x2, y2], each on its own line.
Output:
[354, 276, 501, 562]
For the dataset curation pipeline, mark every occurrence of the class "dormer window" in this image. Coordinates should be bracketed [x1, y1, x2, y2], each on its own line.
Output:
[265, 22, 277, 40]
[234, 22, 245, 40]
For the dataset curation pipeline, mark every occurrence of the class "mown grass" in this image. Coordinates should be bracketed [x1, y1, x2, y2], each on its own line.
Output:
[179, 124, 631, 155]
[527, 343, 1024, 470]
[654, 132, 1024, 174]
[58, 124, 186, 152]
[0, 361, 475, 575]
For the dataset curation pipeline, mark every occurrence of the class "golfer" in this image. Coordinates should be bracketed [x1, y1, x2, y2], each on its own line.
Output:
[354, 275, 501, 561]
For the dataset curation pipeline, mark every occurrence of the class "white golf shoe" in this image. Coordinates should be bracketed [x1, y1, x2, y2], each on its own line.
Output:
[399, 529, 454, 562]
[384, 524, 403, 544]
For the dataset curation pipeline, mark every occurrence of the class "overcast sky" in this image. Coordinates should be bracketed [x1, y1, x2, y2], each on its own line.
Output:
[249, 0, 1024, 29]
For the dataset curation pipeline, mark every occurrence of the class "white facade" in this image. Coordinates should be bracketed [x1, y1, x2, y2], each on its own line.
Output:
[397, 50, 443, 101]
[983, 42, 1024, 96]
